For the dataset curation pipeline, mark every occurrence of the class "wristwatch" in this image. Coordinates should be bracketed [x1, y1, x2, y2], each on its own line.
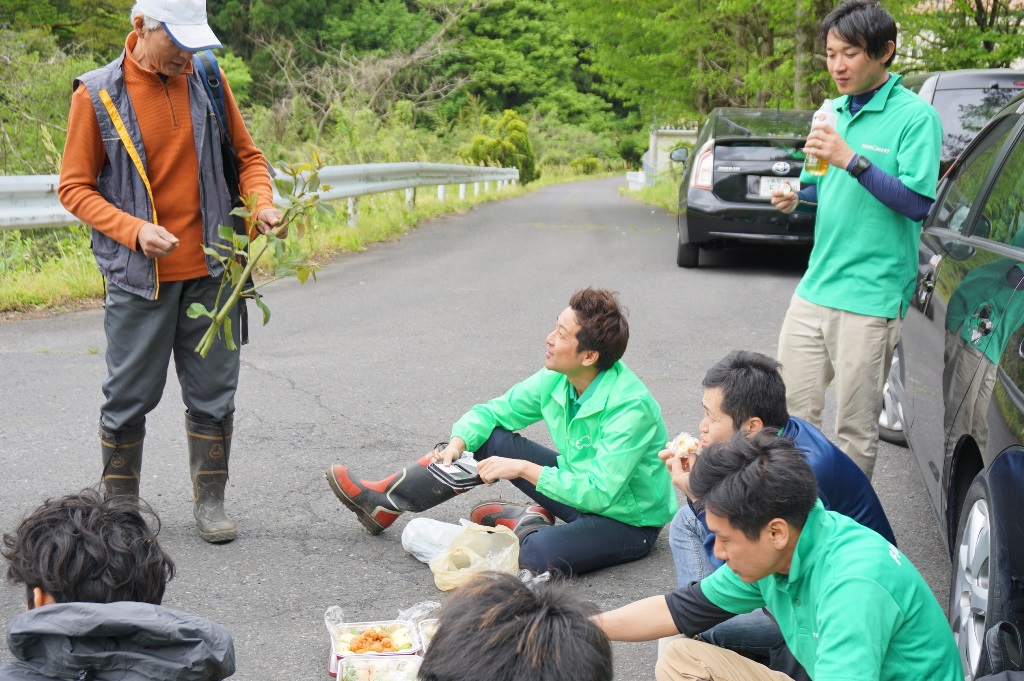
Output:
[849, 154, 872, 179]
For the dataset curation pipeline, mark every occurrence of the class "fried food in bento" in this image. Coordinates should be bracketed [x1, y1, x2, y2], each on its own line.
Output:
[349, 627, 399, 654]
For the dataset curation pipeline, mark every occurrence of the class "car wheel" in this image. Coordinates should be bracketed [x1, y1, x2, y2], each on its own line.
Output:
[950, 474, 1004, 680]
[878, 380, 907, 446]
[677, 241, 699, 268]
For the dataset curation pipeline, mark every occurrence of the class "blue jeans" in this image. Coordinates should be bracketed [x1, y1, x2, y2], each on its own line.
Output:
[474, 428, 661, 577]
[669, 503, 785, 661]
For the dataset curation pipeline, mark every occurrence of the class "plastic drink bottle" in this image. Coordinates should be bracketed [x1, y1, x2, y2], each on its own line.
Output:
[805, 99, 837, 177]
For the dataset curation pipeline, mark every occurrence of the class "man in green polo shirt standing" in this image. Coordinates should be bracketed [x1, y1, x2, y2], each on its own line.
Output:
[770, 0, 942, 478]
[596, 433, 962, 681]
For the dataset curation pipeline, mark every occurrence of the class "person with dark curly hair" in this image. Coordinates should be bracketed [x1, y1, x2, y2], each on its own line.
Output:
[419, 571, 612, 681]
[1, 489, 235, 680]
[326, 287, 676, 576]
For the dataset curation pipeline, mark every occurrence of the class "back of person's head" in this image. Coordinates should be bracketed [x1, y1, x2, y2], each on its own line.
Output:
[689, 431, 818, 540]
[2, 489, 175, 607]
[568, 287, 629, 371]
[418, 571, 612, 681]
[819, 0, 898, 66]
[703, 351, 789, 429]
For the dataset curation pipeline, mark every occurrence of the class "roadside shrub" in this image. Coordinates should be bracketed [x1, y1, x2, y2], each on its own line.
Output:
[459, 110, 540, 184]
[569, 156, 601, 175]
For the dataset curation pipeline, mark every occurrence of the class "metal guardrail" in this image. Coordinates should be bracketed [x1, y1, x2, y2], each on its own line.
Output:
[0, 162, 519, 232]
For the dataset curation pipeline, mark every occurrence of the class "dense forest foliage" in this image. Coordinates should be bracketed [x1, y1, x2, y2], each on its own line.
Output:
[3, 0, 1024, 178]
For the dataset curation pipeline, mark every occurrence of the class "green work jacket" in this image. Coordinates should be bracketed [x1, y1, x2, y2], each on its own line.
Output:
[701, 502, 962, 681]
[451, 361, 676, 527]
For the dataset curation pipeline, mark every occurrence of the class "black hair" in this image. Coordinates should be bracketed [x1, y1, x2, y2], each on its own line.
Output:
[819, 0, 897, 67]
[2, 488, 175, 607]
[703, 351, 789, 429]
[568, 288, 629, 371]
[689, 431, 818, 541]
[418, 571, 613, 681]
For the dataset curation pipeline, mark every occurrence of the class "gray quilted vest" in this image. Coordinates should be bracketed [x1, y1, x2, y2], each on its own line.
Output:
[75, 51, 236, 300]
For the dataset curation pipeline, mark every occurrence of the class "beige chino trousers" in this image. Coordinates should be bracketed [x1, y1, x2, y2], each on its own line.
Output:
[777, 293, 901, 479]
[657, 638, 795, 681]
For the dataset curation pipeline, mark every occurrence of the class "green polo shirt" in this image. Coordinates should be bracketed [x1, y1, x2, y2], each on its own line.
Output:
[798, 74, 942, 318]
[700, 502, 961, 681]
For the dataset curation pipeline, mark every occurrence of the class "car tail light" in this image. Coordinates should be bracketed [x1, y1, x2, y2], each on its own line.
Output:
[691, 141, 714, 190]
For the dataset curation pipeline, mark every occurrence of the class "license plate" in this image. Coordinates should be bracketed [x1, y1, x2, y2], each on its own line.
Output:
[758, 176, 800, 197]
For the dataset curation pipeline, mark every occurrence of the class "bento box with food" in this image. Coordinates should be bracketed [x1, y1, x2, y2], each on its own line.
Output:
[327, 620, 420, 677]
[338, 654, 422, 681]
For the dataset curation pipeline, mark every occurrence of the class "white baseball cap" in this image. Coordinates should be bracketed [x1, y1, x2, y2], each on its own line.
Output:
[137, 0, 222, 51]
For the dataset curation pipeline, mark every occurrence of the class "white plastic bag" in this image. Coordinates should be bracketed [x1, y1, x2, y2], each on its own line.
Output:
[427, 522, 519, 591]
[401, 518, 463, 563]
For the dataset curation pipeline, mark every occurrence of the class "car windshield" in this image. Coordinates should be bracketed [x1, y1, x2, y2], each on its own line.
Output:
[934, 86, 1024, 163]
[711, 109, 812, 139]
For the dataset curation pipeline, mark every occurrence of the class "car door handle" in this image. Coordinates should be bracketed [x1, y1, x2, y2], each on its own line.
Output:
[917, 269, 935, 310]
[919, 269, 935, 292]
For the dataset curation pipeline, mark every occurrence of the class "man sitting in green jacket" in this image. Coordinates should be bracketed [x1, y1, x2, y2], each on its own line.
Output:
[325, 287, 677, 576]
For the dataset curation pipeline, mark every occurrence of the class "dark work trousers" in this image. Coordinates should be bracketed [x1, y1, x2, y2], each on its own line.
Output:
[473, 428, 661, 576]
[100, 277, 240, 432]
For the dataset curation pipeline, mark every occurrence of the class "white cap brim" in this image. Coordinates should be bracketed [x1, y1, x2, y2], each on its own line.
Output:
[162, 21, 222, 51]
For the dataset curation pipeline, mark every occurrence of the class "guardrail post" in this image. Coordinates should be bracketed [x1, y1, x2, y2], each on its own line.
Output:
[406, 187, 415, 209]
[474, 182, 480, 196]
[437, 185, 446, 202]
[459, 184, 466, 200]
[497, 180, 504, 191]
[484, 181, 490, 192]
[348, 197, 358, 227]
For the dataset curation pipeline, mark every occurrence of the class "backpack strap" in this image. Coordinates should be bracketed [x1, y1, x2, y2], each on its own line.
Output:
[192, 50, 237, 155]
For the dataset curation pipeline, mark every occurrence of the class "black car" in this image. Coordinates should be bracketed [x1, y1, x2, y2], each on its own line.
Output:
[903, 68, 1024, 175]
[880, 70, 1024, 446]
[672, 107, 816, 268]
[887, 89, 1024, 679]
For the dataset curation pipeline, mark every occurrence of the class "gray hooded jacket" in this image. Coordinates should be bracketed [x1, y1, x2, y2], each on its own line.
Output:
[2, 601, 234, 680]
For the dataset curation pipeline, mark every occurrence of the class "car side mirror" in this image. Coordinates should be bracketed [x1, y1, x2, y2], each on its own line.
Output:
[669, 148, 689, 163]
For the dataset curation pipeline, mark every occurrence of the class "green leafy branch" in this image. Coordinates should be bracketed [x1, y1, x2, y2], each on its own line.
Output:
[188, 160, 335, 357]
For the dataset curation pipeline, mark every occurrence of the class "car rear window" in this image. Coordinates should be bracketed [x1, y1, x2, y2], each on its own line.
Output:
[714, 142, 806, 162]
[933, 87, 1024, 163]
[712, 110, 812, 139]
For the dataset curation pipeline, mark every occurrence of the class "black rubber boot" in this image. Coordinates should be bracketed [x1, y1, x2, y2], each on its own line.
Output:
[186, 411, 236, 544]
[325, 445, 479, 535]
[100, 422, 145, 499]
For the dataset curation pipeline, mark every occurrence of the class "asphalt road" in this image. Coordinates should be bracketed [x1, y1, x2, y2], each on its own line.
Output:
[0, 177, 949, 680]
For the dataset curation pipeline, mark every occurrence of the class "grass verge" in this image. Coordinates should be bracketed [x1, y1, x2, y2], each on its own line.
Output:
[620, 178, 679, 214]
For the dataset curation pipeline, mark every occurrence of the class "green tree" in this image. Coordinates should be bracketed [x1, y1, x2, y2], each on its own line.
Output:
[443, 0, 613, 129]
[565, 0, 836, 121]
[460, 109, 539, 183]
[899, 0, 1024, 71]
[0, 30, 98, 174]
[2, 0, 126, 59]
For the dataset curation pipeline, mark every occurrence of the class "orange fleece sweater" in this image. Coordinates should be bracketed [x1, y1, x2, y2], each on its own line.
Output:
[58, 33, 274, 282]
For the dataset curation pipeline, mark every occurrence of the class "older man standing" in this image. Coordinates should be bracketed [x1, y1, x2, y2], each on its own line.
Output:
[58, 0, 283, 543]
